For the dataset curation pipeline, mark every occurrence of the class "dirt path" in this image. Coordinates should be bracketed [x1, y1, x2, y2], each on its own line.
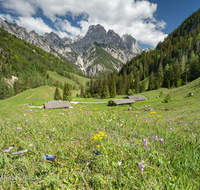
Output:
[26, 93, 35, 99]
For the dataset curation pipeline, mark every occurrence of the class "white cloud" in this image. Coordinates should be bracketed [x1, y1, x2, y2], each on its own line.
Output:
[0, 0, 168, 47]
[0, 0, 36, 17]
[0, 14, 15, 22]
[54, 18, 81, 37]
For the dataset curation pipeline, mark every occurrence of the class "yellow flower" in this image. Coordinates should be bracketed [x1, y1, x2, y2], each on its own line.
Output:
[80, 109, 82, 111]
[157, 115, 162, 118]
[150, 111, 156, 115]
[97, 145, 100, 148]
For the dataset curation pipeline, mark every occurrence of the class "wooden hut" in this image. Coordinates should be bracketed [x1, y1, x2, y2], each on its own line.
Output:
[123, 95, 147, 102]
[44, 100, 71, 109]
[108, 99, 135, 106]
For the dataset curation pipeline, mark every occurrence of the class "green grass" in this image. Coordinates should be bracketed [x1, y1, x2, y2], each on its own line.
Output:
[0, 79, 200, 189]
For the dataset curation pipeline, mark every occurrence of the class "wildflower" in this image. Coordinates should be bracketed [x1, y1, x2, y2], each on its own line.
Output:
[12, 149, 28, 155]
[157, 115, 162, 118]
[192, 133, 195, 138]
[195, 121, 198, 124]
[17, 127, 22, 130]
[159, 138, 164, 143]
[24, 114, 26, 117]
[38, 131, 41, 134]
[184, 123, 187, 126]
[97, 126, 101, 133]
[25, 120, 28, 125]
[137, 112, 140, 114]
[93, 151, 101, 155]
[67, 112, 69, 116]
[43, 154, 55, 161]
[139, 160, 144, 171]
[2, 147, 13, 153]
[169, 128, 173, 131]
[80, 109, 82, 111]
[178, 121, 182, 123]
[142, 139, 148, 148]
[63, 109, 66, 112]
[152, 135, 158, 140]
[18, 115, 21, 118]
[47, 136, 50, 139]
[117, 162, 122, 166]
[87, 111, 89, 114]
[97, 145, 100, 148]
[130, 113, 132, 115]
[150, 111, 156, 115]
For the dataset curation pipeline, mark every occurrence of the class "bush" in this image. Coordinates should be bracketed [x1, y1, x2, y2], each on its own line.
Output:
[162, 94, 171, 103]
[66, 96, 72, 102]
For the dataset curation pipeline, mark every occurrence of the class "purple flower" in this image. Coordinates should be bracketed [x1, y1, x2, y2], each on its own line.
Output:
[195, 121, 198, 124]
[130, 113, 132, 115]
[63, 109, 66, 112]
[17, 127, 22, 130]
[67, 112, 69, 116]
[169, 128, 173, 131]
[38, 131, 41, 134]
[24, 114, 26, 117]
[159, 138, 164, 143]
[184, 123, 187, 126]
[47, 136, 50, 139]
[139, 160, 144, 171]
[87, 111, 89, 114]
[152, 135, 158, 140]
[178, 121, 182, 123]
[2, 148, 11, 153]
[192, 133, 195, 138]
[97, 126, 101, 133]
[137, 112, 140, 114]
[18, 115, 21, 118]
[25, 120, 28, 125]
[142, 139, 148, 148]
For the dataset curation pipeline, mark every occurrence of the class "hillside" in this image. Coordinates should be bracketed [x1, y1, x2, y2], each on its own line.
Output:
[119, 8, 200, 92]
[0, 28, 86, 100]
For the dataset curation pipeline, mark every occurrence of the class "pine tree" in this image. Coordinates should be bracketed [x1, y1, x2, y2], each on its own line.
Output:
[142, 80, 146, 92]
[13, 79, 21, 95]
[80, 85, 84, 97]
[134, 74, 139, 94]
[117, 75, 124, 95]
[101, 79, 110, 99]
[54, 87, 61, 100]
[97, 77, 103, 97]
[174, 60, 181, 87]
[110, 75, 116, 98]
[157, 62, 164, 88]
[148, 71, 155, 91]
[63, 82, 71, 100]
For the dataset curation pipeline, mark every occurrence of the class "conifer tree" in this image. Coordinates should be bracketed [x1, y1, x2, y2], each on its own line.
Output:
[148, 71, 155, 91]
[80, 85, 84, 97]
[63, 82, 71, 100]
[54, 87, 61, 100]
[13, 79, 21, 95]
[157, 62, 164, 88]
[97, 77, 103, 97]
[109, 75, 116, 98]
[134, 74, 139, 94]
[101, 79, 110, 99]
[142, 80, 146, 92]
[174, 60, 181, 87]
[117, 75, 124, 95]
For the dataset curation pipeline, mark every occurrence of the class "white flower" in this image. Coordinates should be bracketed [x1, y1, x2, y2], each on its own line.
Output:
[117, 162, 122, 166]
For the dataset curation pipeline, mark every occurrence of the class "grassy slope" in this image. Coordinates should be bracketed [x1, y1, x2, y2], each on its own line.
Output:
[47, 71, 90, 86]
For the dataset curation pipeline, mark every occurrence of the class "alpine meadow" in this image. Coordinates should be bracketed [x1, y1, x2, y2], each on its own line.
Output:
[0, 3, 200, 190]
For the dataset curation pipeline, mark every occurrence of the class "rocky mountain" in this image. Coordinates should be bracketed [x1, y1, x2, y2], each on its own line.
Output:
[0, 18, 142, 76]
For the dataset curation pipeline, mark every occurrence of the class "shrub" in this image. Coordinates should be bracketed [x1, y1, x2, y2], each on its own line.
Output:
[162, 94, 171, 103]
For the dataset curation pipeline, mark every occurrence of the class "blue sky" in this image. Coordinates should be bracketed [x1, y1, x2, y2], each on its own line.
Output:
[0, 0, 199, 49]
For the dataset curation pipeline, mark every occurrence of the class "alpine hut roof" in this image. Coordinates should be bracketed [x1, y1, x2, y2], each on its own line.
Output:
[123, 95, 147, 101]
[44, 100, 71, 109]
[108, 99, 135, 105]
